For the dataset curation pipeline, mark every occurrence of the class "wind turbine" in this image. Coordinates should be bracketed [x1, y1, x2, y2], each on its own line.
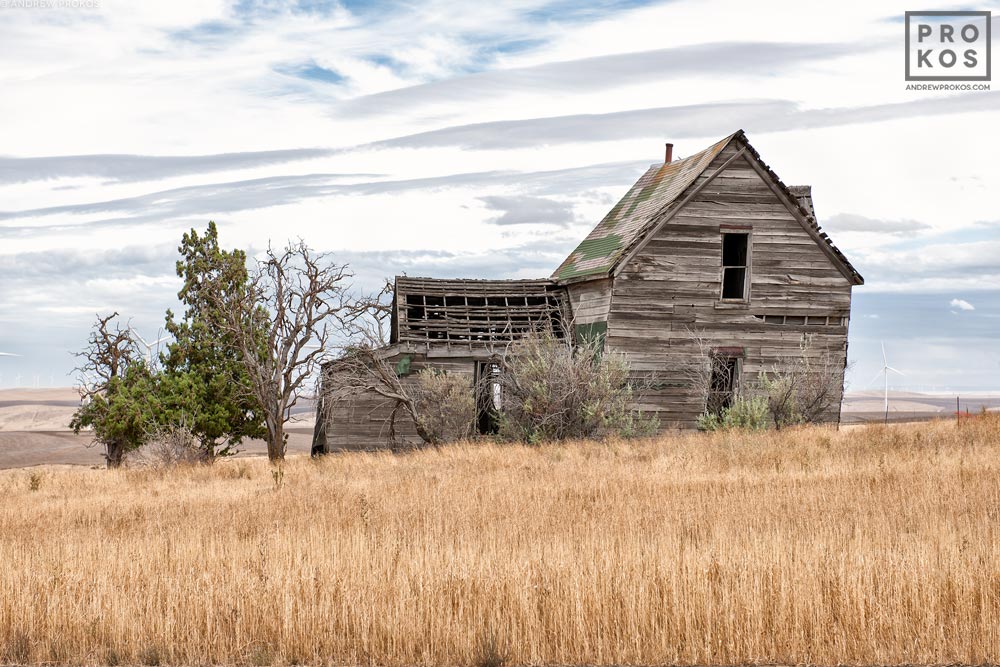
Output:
[129, 327, 169, 368]
[871, 341, 905, 424]
[77, 373, 99, 406]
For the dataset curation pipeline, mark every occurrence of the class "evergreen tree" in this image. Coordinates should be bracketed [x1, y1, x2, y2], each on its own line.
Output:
[161, 222, 265, 459]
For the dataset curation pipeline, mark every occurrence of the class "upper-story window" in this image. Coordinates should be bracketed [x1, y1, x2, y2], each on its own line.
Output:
[721, 232, 750, 301]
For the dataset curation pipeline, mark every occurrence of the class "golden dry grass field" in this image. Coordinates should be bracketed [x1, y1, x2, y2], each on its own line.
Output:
[1, 418, 998, 666]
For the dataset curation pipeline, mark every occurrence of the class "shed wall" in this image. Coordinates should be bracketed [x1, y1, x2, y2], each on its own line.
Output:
[320, 351, 479, 451]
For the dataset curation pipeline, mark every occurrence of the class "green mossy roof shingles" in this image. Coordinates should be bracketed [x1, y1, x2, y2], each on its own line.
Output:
[553, 132, 737, 280]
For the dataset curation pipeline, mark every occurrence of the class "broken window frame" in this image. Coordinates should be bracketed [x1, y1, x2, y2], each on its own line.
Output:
[720, 231, 751, 302]
[707, 352, 742, 416]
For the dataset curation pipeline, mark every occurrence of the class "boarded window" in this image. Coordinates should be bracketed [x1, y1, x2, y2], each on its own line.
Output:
[721, 233, 749, 300]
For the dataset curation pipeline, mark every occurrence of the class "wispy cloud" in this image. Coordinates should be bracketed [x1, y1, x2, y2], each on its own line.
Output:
[0, 161, 646, 232]
[950, 298, 975, 311]
[825, 213, 931, 236]
[337, 40, 870, 117]
[479, 195, 575, 226]
[366, 92, 1000, 151]
[337, 243, 576, 287]
[849, 237, 1000, 293]
[0, 0, 997, 391]
[275, 60, 347, 85]
[0, 149, 342, 185]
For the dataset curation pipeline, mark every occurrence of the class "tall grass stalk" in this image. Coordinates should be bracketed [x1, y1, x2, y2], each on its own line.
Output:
[1, 417, 998, 665]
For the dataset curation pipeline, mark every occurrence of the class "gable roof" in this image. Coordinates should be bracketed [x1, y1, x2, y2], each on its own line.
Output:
[552, 130, 864, 286]
[552, 132, 737, 281]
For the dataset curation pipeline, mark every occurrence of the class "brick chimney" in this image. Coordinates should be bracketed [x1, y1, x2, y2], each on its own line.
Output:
[664, 142, 674, 163]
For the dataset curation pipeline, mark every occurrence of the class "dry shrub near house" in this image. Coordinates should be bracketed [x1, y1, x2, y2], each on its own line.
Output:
[1, 417, 999, 665]
[128, 421, 206, 468]
[412, 369, 476, 444]
[496, 331, 654, 442]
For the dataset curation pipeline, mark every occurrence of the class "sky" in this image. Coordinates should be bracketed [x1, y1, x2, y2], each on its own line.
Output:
[0, 0, 998, 393]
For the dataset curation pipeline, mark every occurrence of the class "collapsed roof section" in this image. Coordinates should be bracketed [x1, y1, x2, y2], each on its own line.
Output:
[391, 276, 565, 346]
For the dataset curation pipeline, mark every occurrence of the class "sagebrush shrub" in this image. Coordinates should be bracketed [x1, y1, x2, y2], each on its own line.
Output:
[697, 394, 770, 431]
[496, 331, 656, 442]
[412, 369, 476, 444]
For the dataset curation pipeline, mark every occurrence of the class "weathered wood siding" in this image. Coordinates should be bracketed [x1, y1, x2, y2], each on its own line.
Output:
[565, 278, 613, 325]
[319, 351, 477, 451]
[607, 145, 853, 428]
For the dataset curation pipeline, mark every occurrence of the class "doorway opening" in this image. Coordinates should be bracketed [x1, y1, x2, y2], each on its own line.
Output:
[707, 355, 740, 415]
[475, 360, 502, 434]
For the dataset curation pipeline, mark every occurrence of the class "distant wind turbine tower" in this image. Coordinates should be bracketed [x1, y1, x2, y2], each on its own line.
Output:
[129, 327, 169, 368]
[871, 341, 905, 424]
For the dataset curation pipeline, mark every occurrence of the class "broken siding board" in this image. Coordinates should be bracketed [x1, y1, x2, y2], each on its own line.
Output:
[565, 278, 613, 325]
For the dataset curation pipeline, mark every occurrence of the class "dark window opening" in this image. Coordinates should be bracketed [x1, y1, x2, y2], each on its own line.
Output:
[721, 233, 749, 300]
[476, 361, 502, 435]
[707, 355, 740, 416]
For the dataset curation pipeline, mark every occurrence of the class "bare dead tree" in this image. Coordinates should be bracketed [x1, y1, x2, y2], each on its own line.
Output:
[340, 278, 394, 346]
[219, 241, 351, 462]
[320, 277, 449, 447]
[325, 346, 436, 445]
[74, 313, 136, 391]
[70, 312, 151, 467]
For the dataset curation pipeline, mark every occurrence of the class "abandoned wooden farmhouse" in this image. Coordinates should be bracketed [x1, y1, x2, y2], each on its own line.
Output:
[314, 130, 863, 451]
